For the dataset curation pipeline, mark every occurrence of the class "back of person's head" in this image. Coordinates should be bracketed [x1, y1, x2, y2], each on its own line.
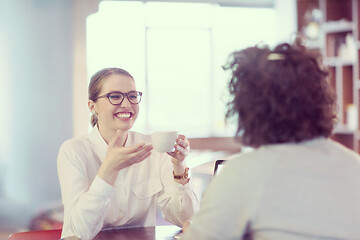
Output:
[224, 40, 337, 148]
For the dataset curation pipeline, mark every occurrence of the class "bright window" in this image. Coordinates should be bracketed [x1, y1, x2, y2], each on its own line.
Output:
[87, 1, 278, 137]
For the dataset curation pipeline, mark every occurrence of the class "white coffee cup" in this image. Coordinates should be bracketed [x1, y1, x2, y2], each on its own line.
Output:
[151, 131, 178, 153]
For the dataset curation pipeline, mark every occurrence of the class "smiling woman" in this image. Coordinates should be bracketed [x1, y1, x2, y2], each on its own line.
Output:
[57, 67, 199, 239]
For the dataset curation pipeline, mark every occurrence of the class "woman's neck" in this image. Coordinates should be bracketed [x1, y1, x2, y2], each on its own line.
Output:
[98, 125, 128, 146]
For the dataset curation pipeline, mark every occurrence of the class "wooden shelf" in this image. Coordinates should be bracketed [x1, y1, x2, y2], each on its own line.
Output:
[324, 57, 355, 66]
[322, 20, 355, 33]
[297, 0, 360, 153]
[333, 124, 356, 134]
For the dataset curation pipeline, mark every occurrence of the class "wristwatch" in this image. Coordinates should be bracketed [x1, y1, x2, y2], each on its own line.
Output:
[173, 167, 191, 179]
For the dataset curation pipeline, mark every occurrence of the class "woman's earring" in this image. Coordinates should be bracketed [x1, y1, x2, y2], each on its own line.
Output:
[93, 111, 96, 115]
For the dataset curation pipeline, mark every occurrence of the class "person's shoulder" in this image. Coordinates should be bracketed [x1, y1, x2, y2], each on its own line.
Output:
[57, 135, 93, 170]
[217, 149, 264, 179]
[59, 135, 91, 155]
[226, 147, 264, 166]
[324, 138, 360, 160]
[208, 150, 265, 199]
[220, 146, 287, 182]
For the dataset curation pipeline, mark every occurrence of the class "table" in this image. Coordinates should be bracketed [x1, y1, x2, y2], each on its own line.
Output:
[62, 225, 183, 240]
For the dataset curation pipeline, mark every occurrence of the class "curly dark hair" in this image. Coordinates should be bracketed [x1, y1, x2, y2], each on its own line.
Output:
[223, 42, 337, 148]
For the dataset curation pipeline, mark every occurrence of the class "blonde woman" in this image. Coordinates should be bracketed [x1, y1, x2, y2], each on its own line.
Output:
[57, 68, 198, 239]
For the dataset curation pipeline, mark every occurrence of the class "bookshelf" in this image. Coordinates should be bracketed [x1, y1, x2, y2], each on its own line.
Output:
[297, 0, 360, 152]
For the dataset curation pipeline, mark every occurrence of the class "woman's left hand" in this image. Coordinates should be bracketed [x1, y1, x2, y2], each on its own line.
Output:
[167, 135, 190, 165]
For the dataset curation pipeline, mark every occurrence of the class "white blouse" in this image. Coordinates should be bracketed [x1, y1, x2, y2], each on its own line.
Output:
[57, 127, 199, 239]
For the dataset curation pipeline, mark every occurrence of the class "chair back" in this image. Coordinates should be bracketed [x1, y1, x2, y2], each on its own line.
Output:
[8, 229, 62, 240]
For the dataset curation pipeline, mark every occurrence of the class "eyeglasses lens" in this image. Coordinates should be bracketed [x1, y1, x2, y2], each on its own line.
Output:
[108, 93, 123, 105]
[127, 92, 141, 104]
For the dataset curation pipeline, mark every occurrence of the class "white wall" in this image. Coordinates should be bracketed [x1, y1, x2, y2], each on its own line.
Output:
[0, 0, 74, 229]
[275, 0, 297, 44]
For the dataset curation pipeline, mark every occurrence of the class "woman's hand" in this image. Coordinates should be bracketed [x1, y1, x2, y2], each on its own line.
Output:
[167, 135, 190, 166]
[98, 130, 153, 185]
[168, 135, 191, 185]
[182, 219, 191, 233]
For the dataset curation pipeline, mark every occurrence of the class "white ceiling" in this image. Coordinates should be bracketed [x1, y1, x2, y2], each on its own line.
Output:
[107, 0, 275, 8]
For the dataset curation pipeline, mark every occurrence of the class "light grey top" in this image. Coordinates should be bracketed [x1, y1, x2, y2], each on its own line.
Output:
[183, 138, 360, 240]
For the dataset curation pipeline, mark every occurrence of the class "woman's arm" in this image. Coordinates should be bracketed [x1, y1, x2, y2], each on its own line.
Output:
[57, 141, 114, 239]
[157, 156, 199, 226]
[157, 135, 199, 226]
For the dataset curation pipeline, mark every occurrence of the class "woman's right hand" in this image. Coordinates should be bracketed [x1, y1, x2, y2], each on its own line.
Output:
[98, 130, 153, 185]
[181, 219, 191, 233]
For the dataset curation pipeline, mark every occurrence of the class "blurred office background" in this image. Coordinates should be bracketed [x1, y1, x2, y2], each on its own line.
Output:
[0, 0, 295, 234]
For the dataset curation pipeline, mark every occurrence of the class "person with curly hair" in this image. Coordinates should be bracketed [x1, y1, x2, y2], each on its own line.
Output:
[182, 42, 360, 239]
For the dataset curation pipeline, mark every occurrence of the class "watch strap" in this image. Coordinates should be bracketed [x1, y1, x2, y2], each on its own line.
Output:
[173, 167, 189, 179]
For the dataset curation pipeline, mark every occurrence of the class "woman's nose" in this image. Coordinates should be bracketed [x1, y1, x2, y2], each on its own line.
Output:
[120, 97, 131, 107]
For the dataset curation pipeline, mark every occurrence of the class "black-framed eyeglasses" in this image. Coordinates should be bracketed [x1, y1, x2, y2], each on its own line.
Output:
[96, 91, 143, 105]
